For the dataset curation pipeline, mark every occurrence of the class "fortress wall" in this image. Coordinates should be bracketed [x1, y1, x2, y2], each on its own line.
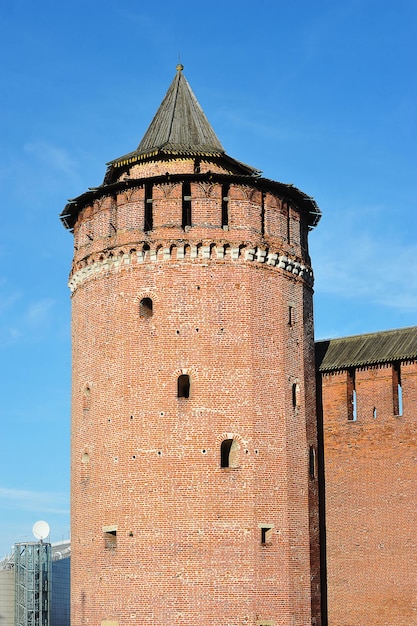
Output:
[320, 360, 417, 625]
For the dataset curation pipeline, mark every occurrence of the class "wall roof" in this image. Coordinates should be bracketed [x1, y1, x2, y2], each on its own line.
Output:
[316, 326, 417, 372]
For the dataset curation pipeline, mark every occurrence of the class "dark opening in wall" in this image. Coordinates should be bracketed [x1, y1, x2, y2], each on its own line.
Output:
[309, 446, 316, 479]
[103, 527, 117, 550]
[347, 369, 357, 421]
[182, 181, 192, 229]
[220, 439, 239, 468]
[286, 202, 291, 243]
[177, 374, 190, 398]
[260, 526, 273, 545]
[139, 297, 153, 318]
[83, 383, 91, 411]
[261, 192, 265, 237]
[292, 382, 300, 408]
[393, 362, 403, 416]
[222, 183, 230, 227]
[144, 183, 153, 231]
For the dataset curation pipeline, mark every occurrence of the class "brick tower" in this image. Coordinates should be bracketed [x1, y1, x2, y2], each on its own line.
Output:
[61, 65, 322, 626]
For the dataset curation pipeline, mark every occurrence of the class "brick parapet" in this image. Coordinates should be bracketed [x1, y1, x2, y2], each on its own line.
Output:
[71, 179, 310, 268]
[68, 241, 313, 293]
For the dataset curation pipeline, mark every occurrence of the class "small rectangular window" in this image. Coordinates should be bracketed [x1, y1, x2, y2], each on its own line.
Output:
[103, 525, 117, 550]
[288, 305, 295, 326]
[259, 524, 274, 545]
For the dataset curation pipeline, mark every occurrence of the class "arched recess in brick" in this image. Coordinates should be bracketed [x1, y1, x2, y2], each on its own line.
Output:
[139, 297, 153, 318]
[220, 438, 239, 468]
[292, 382, 301, 408]
[177, 374, 190, 398]
[83, 383, 92, 411]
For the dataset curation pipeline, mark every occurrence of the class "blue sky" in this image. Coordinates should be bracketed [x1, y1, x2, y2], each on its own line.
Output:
[0, 0, 416, 556]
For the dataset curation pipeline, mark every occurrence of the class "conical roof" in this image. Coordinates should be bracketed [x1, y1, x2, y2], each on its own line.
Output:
[107, 65, 232, 170]
[137, 64, 224, 157]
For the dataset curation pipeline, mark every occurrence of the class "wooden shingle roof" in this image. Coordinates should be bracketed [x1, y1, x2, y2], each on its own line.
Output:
[136, 64, 225, 157]
[316, 326, 417, 372]
[105, 64, 259, 177]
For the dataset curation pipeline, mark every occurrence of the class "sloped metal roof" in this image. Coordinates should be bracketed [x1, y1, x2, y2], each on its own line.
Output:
[316, 326, 417, 372]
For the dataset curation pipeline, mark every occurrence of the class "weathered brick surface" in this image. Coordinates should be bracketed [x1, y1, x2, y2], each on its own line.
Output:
[69, 160, 321, 625]
[321, 362, 417, 625]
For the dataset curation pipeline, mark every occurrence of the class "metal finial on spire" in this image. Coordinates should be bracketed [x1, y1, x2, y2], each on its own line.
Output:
[176, 63, 184, 72]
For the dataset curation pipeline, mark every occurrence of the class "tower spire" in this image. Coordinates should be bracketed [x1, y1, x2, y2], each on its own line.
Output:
[135, 67, 224, 157]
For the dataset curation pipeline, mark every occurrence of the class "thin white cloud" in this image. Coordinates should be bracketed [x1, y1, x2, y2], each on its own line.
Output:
[0, 487, 69, 515]
[0, 276, 56, 345]
[25, 298, 55, 327]
[24, 141, 78, 178]
[312, 207, 417, 312]
[0, 280, 21, 314]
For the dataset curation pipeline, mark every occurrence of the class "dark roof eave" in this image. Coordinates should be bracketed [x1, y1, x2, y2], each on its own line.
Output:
[318, 355, 417, 372]
[106, 147, 225, 167]
[105, 148, 260, 177]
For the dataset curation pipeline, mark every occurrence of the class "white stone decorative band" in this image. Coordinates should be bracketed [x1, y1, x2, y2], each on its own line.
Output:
[69, 243, 313, 292]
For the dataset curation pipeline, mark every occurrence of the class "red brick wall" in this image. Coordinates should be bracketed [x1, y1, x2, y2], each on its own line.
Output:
[321, 361, 417, 625]
[69, 168, 321, 625]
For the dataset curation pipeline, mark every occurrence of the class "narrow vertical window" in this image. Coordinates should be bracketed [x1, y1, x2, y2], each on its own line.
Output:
[83, 383, 91, 411]
[288, 305, 294, 326]
[221, 183, 230, 228]
[309, 446, 316, 479]
[292, 382, 300, 408]
[373, 407, 377, 419]
[144, 183, 153, 231]
[260, 192, 265, 237]
[220, 439, 239, 468]
[393, 363, 403, 416]
[177, 374, 190, 398]
[352, 389, 357, 421]
[260, 525, 273, 545]
[347, 369, 357, 421]
[139, 297, 153, 318]
[286, 203, 291, 243]
[182, 181, 192, 229]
